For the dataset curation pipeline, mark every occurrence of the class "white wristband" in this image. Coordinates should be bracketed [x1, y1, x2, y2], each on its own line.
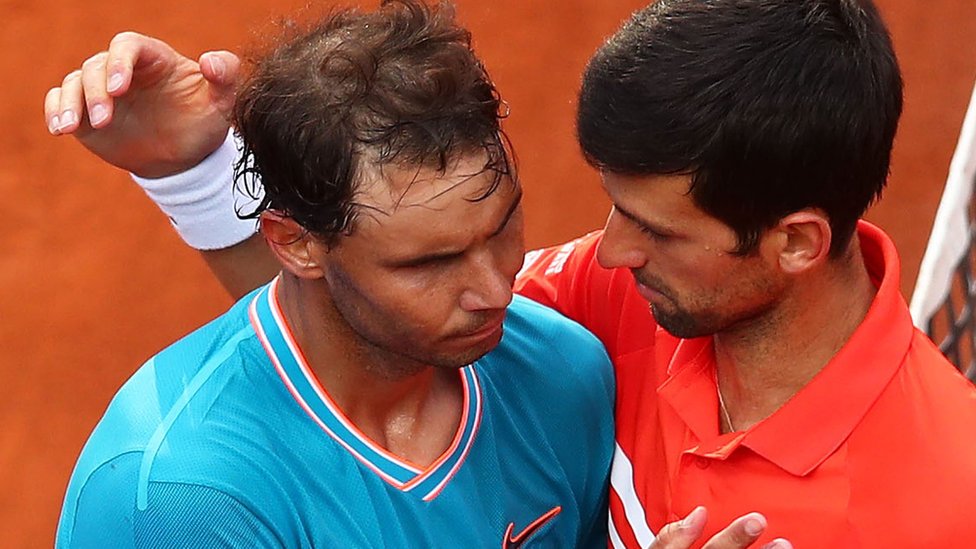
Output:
[130, 130, 263, 250]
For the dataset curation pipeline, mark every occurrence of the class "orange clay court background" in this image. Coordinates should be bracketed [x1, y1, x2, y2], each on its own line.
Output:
[1, 0, 974, 545]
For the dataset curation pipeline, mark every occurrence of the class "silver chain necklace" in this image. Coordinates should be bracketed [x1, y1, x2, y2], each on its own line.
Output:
[715, 371, 735, 433]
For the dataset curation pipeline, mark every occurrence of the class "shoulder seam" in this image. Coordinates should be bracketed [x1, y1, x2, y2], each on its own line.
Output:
[60, 450, 146, 548]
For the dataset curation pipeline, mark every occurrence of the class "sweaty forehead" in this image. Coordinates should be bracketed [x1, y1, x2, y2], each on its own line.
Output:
[602, 172, 694, 216]
[355, 150, 515, 217]
[349, 156, 517, 252]
[369, 170, 489, 209]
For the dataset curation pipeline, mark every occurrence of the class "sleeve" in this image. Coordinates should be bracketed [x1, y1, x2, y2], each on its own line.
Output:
[133, 483, 283, 548]
[59, 454, 281, 549]
[514, 231, 642, 358]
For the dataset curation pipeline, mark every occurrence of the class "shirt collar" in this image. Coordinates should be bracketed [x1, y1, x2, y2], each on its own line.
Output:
[659, 221, 914, 475]
[249, 277, 484, 500]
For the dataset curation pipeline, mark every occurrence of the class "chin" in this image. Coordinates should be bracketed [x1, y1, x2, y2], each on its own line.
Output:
[651, 305, 714, 339]
[433, 328, 505, 368]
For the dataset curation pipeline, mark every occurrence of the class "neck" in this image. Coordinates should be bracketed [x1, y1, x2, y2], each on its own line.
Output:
[275, 273, 462, 465]
[714, 240, 877, 432]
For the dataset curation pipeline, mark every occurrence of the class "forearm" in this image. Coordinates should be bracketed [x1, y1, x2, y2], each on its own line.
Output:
[130, 131, 275, 299]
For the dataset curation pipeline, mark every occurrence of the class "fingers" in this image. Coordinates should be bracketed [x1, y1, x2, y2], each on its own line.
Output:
[701, 512, 766, 549]
[199, 50, 242, 117]
[648, 506, 708, 549]
[106, 31, 155, 94]
[43, 87, 63, 135]
[81, 52, 112, 128]
[45, 50, 114, 136]
[43, 31, 161, 136]
[83, 32, 154, 129]
[199, 50, 241, 87]
[650, 508, 793, 549]
[46, 69, 84, 135]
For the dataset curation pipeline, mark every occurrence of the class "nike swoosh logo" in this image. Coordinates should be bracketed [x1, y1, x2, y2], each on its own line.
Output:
[502, 506, 562, 549]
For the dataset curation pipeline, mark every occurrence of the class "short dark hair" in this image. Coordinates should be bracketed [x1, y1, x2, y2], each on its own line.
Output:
[235, 0, 511, 244]
[578, 0, 903, 256]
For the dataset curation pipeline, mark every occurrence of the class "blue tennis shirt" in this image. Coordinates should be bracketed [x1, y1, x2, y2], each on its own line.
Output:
[57, 279, 614, 547]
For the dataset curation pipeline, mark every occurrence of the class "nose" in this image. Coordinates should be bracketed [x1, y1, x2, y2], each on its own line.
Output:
[459, 249, 516, 312]
[596, 208, 649, 270]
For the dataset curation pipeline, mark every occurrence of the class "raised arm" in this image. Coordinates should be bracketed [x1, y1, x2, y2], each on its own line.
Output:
[44, 32, 278, 298]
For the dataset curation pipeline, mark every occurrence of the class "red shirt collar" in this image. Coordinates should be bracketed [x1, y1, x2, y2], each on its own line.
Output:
[658, 221, 914, 475]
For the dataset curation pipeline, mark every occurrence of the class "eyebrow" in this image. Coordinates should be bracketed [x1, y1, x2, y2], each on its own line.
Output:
[613, 202, 675, 235]
[490, 188, 523, 237]
[391, 188, 523, 268]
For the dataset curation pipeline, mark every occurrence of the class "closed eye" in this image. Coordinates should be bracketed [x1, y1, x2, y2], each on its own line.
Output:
[398, 251, 464, 269]
[395, 189, 522, 269]
[637, 223, 671, 241]
[613, 205, 675, 242]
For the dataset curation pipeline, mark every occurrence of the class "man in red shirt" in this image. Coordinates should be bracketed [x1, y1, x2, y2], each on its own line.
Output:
[46, 0, 976, 547]
[509, 1, 976, 545]
[516, 221, 976, 546]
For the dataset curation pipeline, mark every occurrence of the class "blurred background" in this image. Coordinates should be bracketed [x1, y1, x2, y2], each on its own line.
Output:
[1, 0, 974, 545]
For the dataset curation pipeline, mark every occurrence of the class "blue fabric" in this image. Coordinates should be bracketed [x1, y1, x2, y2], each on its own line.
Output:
[56, 287, 614, 548]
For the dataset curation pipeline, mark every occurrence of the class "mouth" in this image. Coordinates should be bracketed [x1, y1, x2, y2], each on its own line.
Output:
[635, 281, 665, 303]
[458, 314, 506, 341]
[632, 272, 669, 303]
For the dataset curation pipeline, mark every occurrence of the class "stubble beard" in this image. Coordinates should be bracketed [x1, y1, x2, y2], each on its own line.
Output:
[650, 302, 716, 339]
[635, 272, 718, 339]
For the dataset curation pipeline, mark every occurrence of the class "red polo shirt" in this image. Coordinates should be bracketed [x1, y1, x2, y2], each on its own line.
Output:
[515, 221, 976, 548]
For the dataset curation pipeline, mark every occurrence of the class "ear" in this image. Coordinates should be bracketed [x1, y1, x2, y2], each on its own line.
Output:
[767, 210, 832, 274]
[259, 211, 327, 280]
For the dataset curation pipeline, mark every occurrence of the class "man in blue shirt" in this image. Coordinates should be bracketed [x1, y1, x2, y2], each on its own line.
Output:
[60, 279, 615, 546]
[55, 2, 614, 546]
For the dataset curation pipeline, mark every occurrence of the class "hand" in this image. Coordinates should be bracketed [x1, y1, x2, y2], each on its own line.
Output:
[43, 32, 240, 178]
[648, 507, 792, 549]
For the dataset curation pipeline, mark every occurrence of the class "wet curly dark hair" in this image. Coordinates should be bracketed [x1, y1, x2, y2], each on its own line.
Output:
[234, 0, 512, 244]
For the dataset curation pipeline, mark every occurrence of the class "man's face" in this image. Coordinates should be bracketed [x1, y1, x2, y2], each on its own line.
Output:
[320, 154, 525, 371]
[596, 173, 785, 339]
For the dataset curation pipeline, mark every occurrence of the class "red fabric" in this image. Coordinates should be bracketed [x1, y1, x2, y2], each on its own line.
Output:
[514, 221, 976, 548]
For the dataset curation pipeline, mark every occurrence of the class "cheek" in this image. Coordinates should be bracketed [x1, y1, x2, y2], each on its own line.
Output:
[704, 259, 778, 310]
[499, 239, 526, 281]
[328, 265, 441, 331]
[654, 246, 710, 279]
[496, 215, 527, 279]
[371, 271, 469, 334]
[657, 250, 740, 300]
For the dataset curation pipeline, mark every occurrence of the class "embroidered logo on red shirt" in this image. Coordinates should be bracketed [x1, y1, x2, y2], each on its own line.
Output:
[502, 506, 562, 548]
